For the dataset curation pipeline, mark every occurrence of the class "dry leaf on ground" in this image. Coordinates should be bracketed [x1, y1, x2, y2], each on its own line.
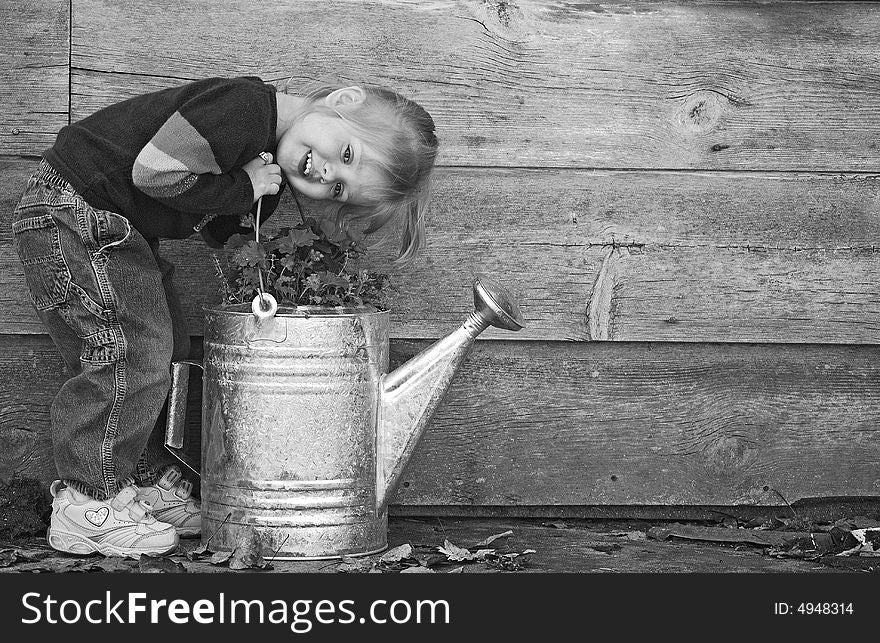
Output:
[438, 540, 492, 562]
[139, 555, 187, 573]
[379, 543, 412, 563]
[337, 556, 375, 573]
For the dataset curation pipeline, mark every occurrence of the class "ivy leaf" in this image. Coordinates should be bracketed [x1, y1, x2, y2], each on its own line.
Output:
[304, 274, 323, 292]
[319, 271, 350, 288]
[278, 254, 300, 270]
[234, 241, 268, 267]
[318, 218, 355, 247]
[225, 233, 252, 249]
[278, 227, 320, 253]
[218, 212, 388, 309]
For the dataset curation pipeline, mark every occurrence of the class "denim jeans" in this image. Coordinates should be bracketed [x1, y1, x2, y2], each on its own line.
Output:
[12, 161, 191, 500]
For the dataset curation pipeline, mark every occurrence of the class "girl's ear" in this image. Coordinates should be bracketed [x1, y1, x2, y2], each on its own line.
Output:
[324, 86, 367, 107]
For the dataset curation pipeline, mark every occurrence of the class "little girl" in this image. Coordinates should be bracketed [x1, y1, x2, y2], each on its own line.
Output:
[11, 76, 439, 557]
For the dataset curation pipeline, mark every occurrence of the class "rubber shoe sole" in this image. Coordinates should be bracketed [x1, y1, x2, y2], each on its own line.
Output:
[47, 525, 179, 557]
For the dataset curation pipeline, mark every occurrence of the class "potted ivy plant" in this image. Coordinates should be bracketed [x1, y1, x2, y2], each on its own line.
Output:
[212, 209, 390, 312]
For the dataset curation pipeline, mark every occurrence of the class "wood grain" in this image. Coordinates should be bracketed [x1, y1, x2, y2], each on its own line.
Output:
[2, 158, 878, 343]
[69, 0, 880, 170]
[3, 335, 879, 506]
[390, 339, 880, 506]
[0, 0, 68, 156]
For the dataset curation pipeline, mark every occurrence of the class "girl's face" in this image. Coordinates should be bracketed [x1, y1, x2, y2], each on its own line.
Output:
[277, 111, 386, 206]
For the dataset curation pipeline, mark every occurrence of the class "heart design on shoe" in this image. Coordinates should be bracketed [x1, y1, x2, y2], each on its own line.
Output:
[85, 507, 109, 527]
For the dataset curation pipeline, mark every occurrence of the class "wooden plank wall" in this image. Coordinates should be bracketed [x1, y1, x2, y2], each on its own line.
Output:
[2, 0, 879, 511]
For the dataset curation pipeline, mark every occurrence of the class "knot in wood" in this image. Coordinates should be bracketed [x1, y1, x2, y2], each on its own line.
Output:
[676, 90, 725, 133]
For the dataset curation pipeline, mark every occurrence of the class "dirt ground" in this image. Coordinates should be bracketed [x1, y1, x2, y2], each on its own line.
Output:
[3, 479, 879, 573]
[2, 515, 879, 574]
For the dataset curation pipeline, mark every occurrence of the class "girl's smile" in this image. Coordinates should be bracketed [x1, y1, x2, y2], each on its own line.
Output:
[277, 109, 384, 207]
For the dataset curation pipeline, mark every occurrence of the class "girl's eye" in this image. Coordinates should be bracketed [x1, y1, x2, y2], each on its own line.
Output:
[332, 182, 344, 198]
[342, 145, 352, 163]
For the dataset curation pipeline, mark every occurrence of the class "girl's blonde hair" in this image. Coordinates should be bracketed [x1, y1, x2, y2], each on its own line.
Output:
[285, 81, 439, 264]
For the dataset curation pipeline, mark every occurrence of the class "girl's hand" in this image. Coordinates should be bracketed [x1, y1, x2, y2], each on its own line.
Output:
[243, 152, 282, 202]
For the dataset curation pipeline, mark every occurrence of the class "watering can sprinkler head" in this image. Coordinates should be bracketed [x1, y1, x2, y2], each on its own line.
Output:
[473, 273, 525, 332]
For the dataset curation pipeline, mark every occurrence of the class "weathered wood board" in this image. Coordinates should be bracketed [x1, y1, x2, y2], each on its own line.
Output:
[391, 339, 880, 506]
[0, 0, 68, 156]
[2, 158, 878, 343]
[4, 335, 879, 506]
[69, 0, 880, 171]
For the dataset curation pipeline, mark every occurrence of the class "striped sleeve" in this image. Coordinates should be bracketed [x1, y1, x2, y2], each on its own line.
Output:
[130, 78, 272, 219]
[132, 112, 221, 198]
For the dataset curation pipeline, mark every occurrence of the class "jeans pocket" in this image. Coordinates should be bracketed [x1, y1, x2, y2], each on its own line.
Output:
[91, 208, 133, 255]
[12, 214, 71, 311]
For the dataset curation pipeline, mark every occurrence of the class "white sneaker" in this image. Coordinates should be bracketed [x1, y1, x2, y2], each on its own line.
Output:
[137, 466, 201, 537]
[47, 481, 179, 557]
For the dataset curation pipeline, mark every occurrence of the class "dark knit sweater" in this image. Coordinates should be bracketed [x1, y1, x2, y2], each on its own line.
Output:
[44, 76, 284, 246]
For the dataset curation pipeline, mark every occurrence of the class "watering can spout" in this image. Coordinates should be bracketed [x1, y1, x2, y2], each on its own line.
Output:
[376, 275, 524, 514]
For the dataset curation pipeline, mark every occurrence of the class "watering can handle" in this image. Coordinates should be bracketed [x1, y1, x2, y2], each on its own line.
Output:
[165, 360, 203, 477]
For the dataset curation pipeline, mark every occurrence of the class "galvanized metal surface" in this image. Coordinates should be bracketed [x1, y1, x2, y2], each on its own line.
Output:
[173, 277, 524, 560]
[200, 305, 389, 560]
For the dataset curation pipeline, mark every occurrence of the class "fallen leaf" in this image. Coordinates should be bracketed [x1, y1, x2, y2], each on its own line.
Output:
[191, 542, 211, 556]
[210, 550, 234, 565]
[75, 557, 135, 573]
[337, 557, 375, 573]
[483, 551, 530, 571]
[379, 543, 412, 563]
[229, 550, 271, 570]
[413, 552, 447, 568]
[446, 566, 464, 574]
[474, 530, 514, 547]
[139, 555, 187, 573]
[0, 549, 26, 567]
[228, 530, 272, 570]
[438, 540, 483, 562]
[401, 566, 435, 573]
[837, 528, 880, 557]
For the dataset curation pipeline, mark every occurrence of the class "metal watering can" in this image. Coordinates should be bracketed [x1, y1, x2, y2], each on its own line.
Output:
[165, 275, 524, 559]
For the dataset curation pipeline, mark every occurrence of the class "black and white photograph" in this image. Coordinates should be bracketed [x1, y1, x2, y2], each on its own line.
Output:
[0, 0, 877, 635]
